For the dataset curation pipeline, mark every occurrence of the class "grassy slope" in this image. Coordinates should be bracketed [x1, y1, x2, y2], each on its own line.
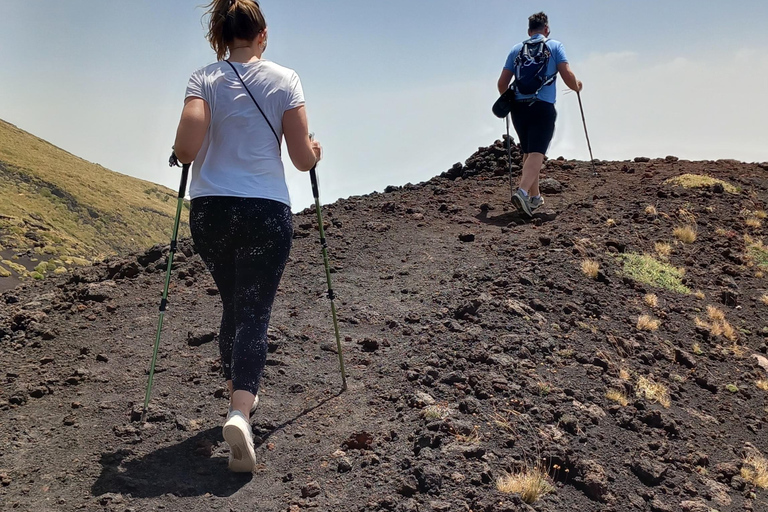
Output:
[0, 119, 188, 270]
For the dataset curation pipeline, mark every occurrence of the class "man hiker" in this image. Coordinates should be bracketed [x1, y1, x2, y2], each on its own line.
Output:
[497, 12, 582, 217]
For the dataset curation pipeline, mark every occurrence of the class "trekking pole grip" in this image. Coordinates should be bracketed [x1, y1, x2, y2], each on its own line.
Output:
[179, 164, 190, 198]
[309, 166, 319, 200]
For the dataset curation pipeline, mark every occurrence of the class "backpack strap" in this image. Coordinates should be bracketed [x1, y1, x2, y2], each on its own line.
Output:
[224, 60, 282, 153]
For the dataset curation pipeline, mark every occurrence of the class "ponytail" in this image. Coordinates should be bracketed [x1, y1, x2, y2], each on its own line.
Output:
[205, 0, 267, 61]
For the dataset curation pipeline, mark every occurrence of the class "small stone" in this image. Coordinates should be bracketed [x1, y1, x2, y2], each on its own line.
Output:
[96, 354, 109, 362]
[301, 481, 321, 498]
[337, 458, 353, 473]
[458, 233, 475, 242]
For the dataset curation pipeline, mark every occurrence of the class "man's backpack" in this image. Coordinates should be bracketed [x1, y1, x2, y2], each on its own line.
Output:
[513, 37, 556, 97]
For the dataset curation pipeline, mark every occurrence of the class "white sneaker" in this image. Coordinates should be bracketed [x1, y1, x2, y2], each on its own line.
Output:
[222, 410, 257, 473]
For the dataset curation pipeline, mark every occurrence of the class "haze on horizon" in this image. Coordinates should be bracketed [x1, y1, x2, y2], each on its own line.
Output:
[1, 1, 766, 211]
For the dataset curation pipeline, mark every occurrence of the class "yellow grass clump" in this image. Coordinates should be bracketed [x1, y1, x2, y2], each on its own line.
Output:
[496, 467, 555, 504]
[619, 368, 631, 381]
[756, 380, 768, 391]
[696, 306, 738, 343]
[665, 174, 739, 194]
[761, 294, 768, 306]
[637, 315, 660, 331]
[673, 225, 697, 244]
[421, 404, 453, 420]
[606, 389, 629, 406]
[654, 242, 672, 259]
[742, 450, 768, 489]
[755, 210, 767, 220]
[645, 205, 658, 216]
[644, 294, 659, 308]
[746, 217, 763, 229]
[581, 259, 600, 279]
[636, 376, 671, 408]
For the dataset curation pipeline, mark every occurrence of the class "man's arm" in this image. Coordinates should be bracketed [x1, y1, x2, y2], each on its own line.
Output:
[497, 68, 514, 95]
[557, 62, 583, 92]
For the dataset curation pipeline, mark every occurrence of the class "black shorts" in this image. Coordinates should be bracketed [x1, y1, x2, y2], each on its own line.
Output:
[511, 100, 557, 155]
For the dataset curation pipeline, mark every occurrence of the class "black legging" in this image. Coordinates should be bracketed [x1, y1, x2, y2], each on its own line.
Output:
[190, 196, 293, 396]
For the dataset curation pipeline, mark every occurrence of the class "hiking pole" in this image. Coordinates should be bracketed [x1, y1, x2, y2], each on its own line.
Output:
[505, 114, 515, 196]
[576, 91, 598, 177]
[307, 139, 348, 391]
[141, 153, 189, 422]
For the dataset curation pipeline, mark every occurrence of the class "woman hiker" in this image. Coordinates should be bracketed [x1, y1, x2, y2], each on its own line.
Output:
[173, 0, 322, 472]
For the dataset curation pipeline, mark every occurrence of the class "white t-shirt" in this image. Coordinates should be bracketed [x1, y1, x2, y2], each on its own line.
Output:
[184, 60, 305, 206]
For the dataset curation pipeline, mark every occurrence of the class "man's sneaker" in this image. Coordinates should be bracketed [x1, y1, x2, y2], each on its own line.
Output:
[223, 410, 257, 473]
[530, 195, 545, 210]
[511, 189, 533, 217]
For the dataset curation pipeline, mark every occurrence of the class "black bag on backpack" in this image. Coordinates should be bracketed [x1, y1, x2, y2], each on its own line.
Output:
[513, 37, 556, 96]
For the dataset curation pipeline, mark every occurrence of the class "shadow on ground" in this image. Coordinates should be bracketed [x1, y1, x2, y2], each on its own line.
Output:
[91, 427, 250, 498]
[475, 208, 558, 227]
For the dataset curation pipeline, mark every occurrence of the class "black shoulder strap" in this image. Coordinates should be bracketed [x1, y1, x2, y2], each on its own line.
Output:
[224, 60, 281, 151]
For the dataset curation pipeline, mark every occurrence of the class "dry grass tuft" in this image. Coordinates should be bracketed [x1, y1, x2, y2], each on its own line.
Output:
[636, 376, 671, 408]
[619, 368, 631, 381]
[654, 242, 672, 260]
[696, 306, 738, 343]
[742, 450, 768, 489]
[644, 294, 659, 308]
[422, 404, 453, 420]
[645, 205, 658, 216]
[637, 315, 660, 331]
[694, 290, 706, 300]
[745, 236, 768, 269]
[606, 389, 629, 406]
[673, 225, 697, 244]
[581, 259, 600, 279]
[665, 174, 739, 194]
[606, 218, 616, 227]
[496, 467, 555, 504]
[761, 294, 768, 306]
[746, 217, 763, 229]
[692, 342, 703, 355]
[755, 210, 768, 220]
[706, 305, 725, 323]
[757, 380, 768, 391]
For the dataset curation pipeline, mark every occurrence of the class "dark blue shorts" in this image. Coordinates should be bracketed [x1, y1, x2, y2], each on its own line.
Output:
[511, 100, 557, 155]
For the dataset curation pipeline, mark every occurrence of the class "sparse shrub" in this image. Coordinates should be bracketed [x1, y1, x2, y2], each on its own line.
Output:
[673, 225, 697, 244]
[742, 449, 768, 489]
[745, 236, 768, 269]
[422, 404, 453, 420]
[0, 264, 10, 278]
[654, 242, 672, 259]
[636, 376, 671, 408]
[637, 315, 660, 331]
[536, 382, 551, 396]
[606, 389, 629, 406]
[619, 253, 689, 294]
[496, 467, 554, 504]
[581, 259, 599, 279]
[725, 384, 739, 393]
[31, 271, 44, 280]
[644, 294, 658, 308]
[645, 205, 658, 216]
[665, 174, 739, 194]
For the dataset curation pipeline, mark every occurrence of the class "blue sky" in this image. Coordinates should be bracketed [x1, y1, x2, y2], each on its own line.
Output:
[1, 1, 767, 210]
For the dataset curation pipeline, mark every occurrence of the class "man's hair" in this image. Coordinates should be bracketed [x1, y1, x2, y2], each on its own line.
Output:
[528, 12, 548, 32]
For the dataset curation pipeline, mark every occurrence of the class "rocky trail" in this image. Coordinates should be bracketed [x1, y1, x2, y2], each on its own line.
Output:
[1, 140, 768, 512]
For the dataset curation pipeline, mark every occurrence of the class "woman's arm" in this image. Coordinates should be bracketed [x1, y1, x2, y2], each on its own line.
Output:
[283, 105, 321, 172]
[173, 97, 211, 164]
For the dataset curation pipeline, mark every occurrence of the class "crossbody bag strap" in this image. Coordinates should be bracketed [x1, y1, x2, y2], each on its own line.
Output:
[224, 60, 281, 152]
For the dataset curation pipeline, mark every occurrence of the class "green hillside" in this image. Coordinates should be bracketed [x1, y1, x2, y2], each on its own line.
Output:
[0, 119, 188, 282]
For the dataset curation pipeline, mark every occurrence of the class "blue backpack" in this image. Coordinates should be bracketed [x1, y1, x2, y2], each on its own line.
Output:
[513, 38, 557, 97]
